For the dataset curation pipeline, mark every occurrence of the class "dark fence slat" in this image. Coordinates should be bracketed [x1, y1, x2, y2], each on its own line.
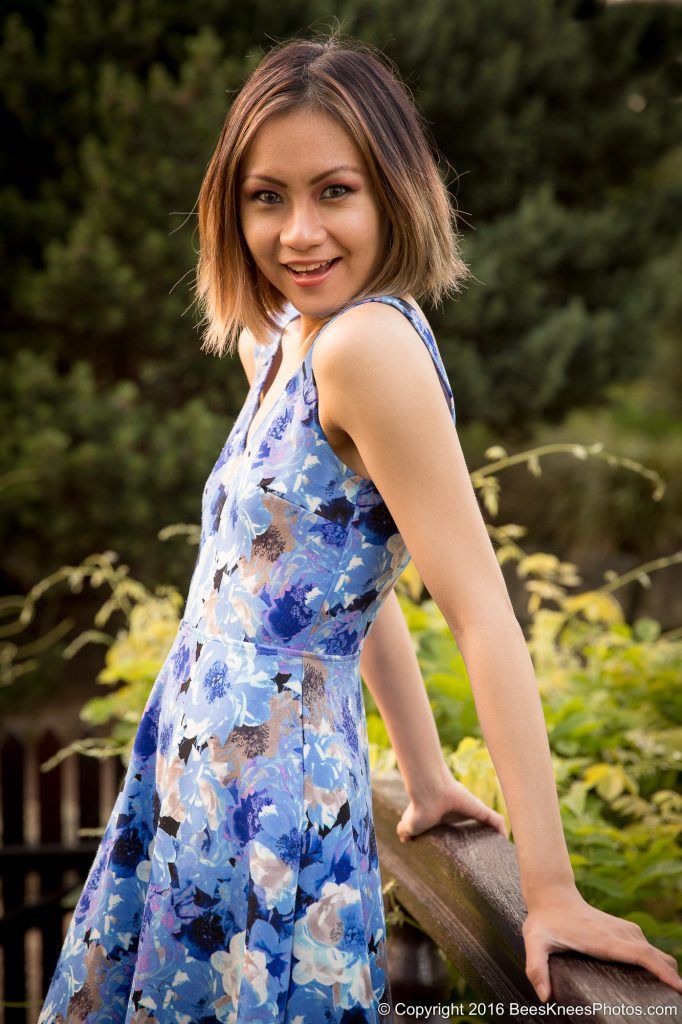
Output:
[1, 734, 28, 1021]
[38, 732, 62, 846]
[1, 734, 25, 846]
[77, 751, 101, 841]
[37, 731, 66, 1013]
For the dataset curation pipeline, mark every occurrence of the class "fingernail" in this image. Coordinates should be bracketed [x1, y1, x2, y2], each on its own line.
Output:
[538, 985, 549, 1002]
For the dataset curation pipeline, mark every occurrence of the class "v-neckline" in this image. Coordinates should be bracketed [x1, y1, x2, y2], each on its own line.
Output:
[241, 294, 432, 458]
[242, 312, 303, 457]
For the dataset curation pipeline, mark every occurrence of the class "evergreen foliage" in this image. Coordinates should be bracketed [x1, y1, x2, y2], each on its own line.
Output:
[1, 0, 680, 638]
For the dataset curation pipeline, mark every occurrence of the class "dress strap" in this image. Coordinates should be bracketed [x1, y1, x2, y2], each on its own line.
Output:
[309, 294, 457, 425]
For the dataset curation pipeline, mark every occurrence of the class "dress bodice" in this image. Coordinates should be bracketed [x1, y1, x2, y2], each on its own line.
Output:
[183, 294, 456, 657]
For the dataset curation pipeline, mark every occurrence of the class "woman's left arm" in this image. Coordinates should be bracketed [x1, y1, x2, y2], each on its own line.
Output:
[315, 303, 682, 1003]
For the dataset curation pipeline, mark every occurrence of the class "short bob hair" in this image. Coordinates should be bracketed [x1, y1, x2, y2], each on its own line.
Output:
[195, 30, 470, 357]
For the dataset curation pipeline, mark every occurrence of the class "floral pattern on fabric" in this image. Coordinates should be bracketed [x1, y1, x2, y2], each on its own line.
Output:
[39, 294, 456, 1023]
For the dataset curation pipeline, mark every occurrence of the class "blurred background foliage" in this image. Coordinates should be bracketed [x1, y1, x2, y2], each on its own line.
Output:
[1, 0, 681, 700]
[2, 1, 681, 1009]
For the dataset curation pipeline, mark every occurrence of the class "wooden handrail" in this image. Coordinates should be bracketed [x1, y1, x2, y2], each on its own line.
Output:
[372, 770, 682, 1023]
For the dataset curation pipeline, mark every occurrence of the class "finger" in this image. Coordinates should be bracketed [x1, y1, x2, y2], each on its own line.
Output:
[647, 947, 679, 969]
[472, 805, 508, 838]
[396, 808, 419, 843]
[604, 939, 682, 992]
[637, 947, 682, 992]
[490, 811, 508, 838]
[431, 801, 504, 839]
[528, 976, 551, 1004]
[438, 810, 472, 829]
[620, 928, 678, 972]
[524, 941, 551, 1003]
[396, 818, 413, 843]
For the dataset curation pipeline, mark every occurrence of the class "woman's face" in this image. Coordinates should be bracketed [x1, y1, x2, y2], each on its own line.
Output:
[239, 106, 389, 316]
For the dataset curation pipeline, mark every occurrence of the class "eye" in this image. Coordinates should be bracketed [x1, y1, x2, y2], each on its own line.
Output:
[321, 184, 351, 199]
[247, 184, 352, 205]
[249, 190, 281, 204]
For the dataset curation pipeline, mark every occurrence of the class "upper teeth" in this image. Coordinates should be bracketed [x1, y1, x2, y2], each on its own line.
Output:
[288, 260, 333, 272]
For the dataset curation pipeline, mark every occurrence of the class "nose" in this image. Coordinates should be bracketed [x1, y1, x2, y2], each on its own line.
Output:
[279, 199, 327, 251]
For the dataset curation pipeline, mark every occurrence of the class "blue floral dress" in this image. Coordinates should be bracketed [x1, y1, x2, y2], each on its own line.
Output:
[39, 294, 457, 1024]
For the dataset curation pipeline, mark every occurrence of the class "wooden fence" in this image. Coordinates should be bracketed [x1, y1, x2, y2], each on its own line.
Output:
[0, 726, 124, 1024]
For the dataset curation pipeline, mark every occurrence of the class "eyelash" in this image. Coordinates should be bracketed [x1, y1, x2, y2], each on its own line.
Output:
[248, 184, 353, 204]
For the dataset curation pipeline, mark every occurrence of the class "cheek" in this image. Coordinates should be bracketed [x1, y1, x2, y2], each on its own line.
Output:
[239, 212, 270, 258]
[343, 204, 382, 243]
[347, 206, 386, 260]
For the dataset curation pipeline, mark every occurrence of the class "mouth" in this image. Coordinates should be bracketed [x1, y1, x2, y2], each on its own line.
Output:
[284, 257, 341, 286]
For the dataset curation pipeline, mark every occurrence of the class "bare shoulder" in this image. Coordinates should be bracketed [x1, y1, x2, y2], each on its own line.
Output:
[311, 300, 516, 634]
[311, 299, 445, 432]
[237, 327, 257, 386]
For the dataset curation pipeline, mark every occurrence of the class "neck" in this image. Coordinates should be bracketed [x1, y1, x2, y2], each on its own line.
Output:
[284, 312, 326, 360]
[298, 313, 326, 344]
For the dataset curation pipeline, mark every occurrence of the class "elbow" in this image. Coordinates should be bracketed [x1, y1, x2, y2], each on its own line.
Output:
[447, 599, 522, 644]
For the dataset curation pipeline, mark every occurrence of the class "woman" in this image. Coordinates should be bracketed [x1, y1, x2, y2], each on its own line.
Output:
[40, 32, 681, 1024]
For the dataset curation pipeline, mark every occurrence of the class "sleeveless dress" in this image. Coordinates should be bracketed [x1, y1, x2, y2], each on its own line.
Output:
[38, 294, 457, 1024]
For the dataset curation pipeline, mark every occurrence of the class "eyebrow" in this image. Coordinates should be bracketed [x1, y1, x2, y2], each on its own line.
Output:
[242, 164, 364, 187]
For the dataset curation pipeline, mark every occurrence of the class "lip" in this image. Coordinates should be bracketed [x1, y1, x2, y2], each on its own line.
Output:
[284, 257, 341, 287]
[282, 257, 340, 266]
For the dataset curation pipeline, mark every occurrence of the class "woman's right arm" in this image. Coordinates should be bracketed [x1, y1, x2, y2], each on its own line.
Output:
[360, 587, 508, 842]
[313, 300, 682, 1002]
[360, 588, 452, 803]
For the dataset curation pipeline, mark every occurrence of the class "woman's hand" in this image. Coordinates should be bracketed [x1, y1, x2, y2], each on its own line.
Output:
[396, 780, 682, 1004]
[522, 885, 682, 1003]
[396, 774, 508, 843]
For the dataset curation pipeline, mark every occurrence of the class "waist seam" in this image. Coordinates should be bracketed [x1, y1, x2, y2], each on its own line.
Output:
[178, 617, 361, 663]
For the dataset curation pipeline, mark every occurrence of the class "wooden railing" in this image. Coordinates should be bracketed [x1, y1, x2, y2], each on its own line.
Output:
[373, 770, 682, 1023]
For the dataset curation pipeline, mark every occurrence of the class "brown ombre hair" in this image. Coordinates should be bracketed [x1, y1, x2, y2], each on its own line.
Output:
[195, 30, 470, 357]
